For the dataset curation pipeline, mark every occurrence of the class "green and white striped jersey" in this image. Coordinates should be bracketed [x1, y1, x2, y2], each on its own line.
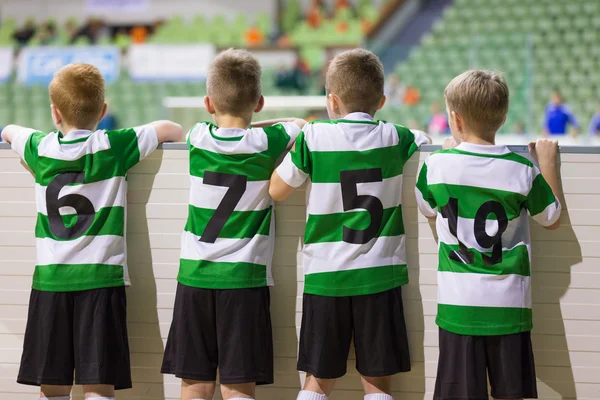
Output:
[415, 142, 561, 336]
[276, 112, 429, 297]
[11, 126, 159, 292]
[179, 121, 300, 289]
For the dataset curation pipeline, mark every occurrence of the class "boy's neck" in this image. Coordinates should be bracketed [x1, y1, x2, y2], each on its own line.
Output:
[461, 132, 496, 146]
[60, 123, 96, 134]
[214, 114, 252, 129]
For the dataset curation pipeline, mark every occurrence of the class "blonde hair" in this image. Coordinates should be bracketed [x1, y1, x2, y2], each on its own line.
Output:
[326, 48, 384, 115]
[444, 69, 509, 136]
[206, 49, 262, 115]
[49, 63, 105, 129]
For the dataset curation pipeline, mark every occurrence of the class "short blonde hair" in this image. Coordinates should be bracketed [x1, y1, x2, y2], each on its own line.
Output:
[444, 69, 509, 136]
[326, 48, 384, 115]
[49, 63, 105, 129]
[207, 49, 262, 115]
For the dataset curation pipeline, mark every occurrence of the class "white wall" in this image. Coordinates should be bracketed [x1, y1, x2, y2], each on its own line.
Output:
[0, 0, 276, 25]
[0, 144, 598, 399]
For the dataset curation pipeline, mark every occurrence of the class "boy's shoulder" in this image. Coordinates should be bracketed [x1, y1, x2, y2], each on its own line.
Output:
[428, 147, 533, 167]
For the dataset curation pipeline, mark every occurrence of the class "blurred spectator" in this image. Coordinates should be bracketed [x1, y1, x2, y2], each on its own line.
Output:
[544, 90, 579, 135]
[245, 26, 265, 47]
[97, 104, 118, 131]
[72, 18, 108, 44]
[38, 20, 58, 45]
[0, 125, 3, 142]
[403, 85, 420, 106]
[13, 19, 37, 46]
[384, 73, 405, 108]
[307, 0, 327, 28]
[425, 101, 449, 135]
[130, 26, 148, 44]
[64, 19, 79, 42]
[275, 56, 310, 93]
[514, 121, 525, 135]
[589, 104, 600, 136]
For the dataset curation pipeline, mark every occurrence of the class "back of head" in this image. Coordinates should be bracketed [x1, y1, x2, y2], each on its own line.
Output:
[444, 69, 509, 138]
[49, 63, 105, 129]
[207, 49, 262, 115]
[326, 48, 384, 115]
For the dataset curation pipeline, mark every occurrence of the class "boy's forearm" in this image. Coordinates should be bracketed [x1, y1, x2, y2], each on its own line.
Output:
[1, 124, 32, 144]
[149, 120, 184, 143]
[539, 160, 563, 201]
[269, 171, 297, 202]
[253, 118, 307, 130]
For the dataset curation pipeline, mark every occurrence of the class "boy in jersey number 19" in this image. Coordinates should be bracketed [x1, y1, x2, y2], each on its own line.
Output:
[270, 49, 431, 400]
[160, 49, 306, 400]
[415, 70, 562, 400]
[1, 63, 184, 400]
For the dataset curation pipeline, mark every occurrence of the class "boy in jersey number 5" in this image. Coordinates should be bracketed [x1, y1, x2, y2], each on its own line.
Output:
[415, 70, 562, 400]
[160, 49, 305, 400]
[1, 64, 184, 399]
[270, 49, 430, 400]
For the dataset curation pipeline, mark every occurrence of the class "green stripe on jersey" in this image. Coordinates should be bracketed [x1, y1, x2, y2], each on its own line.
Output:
[106, 128, 142, 171]
[184, 205, 272, 239]
[437, 304, 533, 336]
[304, 264, 408, 296]
[434, 148, 533, 167]
[304, 206, 404, 244]
[178, 259, 267, 289]
[526, 173, 557, 216]
[23, 132, 47, 169]
[35, 207, 125, 240]
[439, 243, 531, 276]
[428, 183, 526, 220]
[189, 147, 275, 181]
[33, 149, 124, 186]
[309, 146, 409, 183]
[32, 264, 125, 292]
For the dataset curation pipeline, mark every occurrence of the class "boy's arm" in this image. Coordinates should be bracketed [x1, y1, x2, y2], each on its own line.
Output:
[270, 131, 311, 202]
[148, 120, 184, 143]
[252, 118, 307, 131]
[1, 124, 38, 161]
[415, 158, 437, 220]
[528, 139, 562, 230]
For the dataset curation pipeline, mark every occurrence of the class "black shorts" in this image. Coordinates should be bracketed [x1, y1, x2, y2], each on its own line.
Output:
[18, 287, 131, 389]
[297, 286, 411, 379]
[161, 283, 273, 385]
[434, 328, 538, 400]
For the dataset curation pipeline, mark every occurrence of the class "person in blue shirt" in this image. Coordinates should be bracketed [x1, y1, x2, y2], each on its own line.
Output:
[0, 125, 3, 142]
[544, 91, 579, 135]
[97, 102, 118, 131]
[589, 104, 600, 136]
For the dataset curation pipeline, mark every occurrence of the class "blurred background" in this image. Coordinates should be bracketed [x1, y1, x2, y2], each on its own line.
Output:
[0, 0, 599, 144]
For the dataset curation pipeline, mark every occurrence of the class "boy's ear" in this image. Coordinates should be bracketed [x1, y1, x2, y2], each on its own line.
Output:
[378, 95, 387, 111]
[204, 96, 216, 115]
[328, 93, 342, 115]
[254, 95, 265, 113]
[452, 111, 462, 133]
[51, 104, 62, 126]
[98, 103, 108, 122]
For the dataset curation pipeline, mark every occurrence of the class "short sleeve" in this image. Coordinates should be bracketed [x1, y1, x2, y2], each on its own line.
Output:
[395, 125, 429, 163]
[275, 122, 302, 149]
[107, 125, 159, 171]
[275, 130, 310, 188]
[526, 166, 561, 226]
[415, 159, 438, 218]
[10, 128, 39, 163]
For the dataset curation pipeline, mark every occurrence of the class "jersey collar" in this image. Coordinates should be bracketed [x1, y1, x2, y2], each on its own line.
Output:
[342, 112, 374, 121]
[61, 129, 93, 140]
[456, 142, 510, 155]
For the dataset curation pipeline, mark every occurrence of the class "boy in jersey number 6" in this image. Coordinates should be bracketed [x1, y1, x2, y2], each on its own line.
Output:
[270, 48, 430, 400]
[1, 63, 184, 400]
[160, 49, 305, 400]
[415, 70, 562, 400]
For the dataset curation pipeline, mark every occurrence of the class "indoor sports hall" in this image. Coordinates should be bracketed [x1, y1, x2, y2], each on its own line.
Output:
[0, 0, 598, 399]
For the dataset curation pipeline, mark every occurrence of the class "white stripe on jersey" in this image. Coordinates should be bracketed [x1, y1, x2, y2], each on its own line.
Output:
[307, 175, 403, 215]
[189, 124, 269, 154]
[134, 125, 159, 160]
[304, 121, 400, 152]
[438, 271, 532, 309]
[532, 201, 561, 227]
[189, 177, 271, 212]
[36, 235, 125, 266]
[415, 184, 437, 217]
[436, 208, 531, 254]
[426, 153, 532, 195]
[37, 131, 112, 160]
[303, 235, 406, 276]
[180, 231, 272, 266]
[35, 177, 127, 216]
[276, 152, 308, 188]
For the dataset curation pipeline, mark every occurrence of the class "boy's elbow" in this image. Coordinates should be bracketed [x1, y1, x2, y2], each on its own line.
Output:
[269, 186, 285, 202]
[544, 220, 561, 230]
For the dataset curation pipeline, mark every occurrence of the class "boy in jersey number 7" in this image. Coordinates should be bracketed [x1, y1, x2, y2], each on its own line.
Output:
[1, 64, 184, 400]
[160, 49, 305, 400]
[270, 49, 430, 400]
[415, 70, 562, 400]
